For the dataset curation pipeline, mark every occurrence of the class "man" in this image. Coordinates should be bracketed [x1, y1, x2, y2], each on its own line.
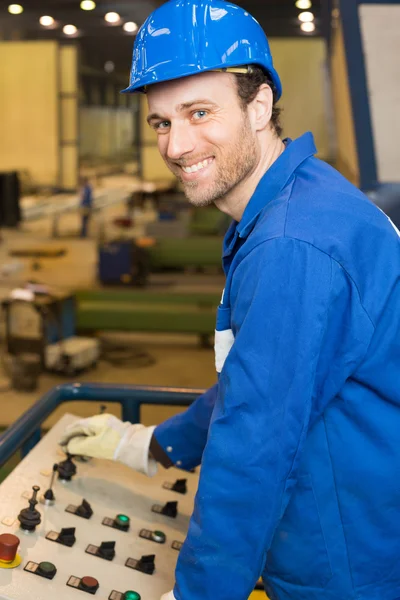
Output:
[79, 176, 93, 238]
[60, 1, 400, 599]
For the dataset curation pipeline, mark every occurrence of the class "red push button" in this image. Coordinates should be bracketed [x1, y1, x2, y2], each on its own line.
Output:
[0, 533, 20, 563]
[81, 576, 99, 593]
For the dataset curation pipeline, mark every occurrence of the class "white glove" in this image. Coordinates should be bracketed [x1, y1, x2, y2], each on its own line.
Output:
[59, 414, 157, 476]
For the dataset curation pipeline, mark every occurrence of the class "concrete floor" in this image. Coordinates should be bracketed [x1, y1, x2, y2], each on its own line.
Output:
[0, 175, 221, 430]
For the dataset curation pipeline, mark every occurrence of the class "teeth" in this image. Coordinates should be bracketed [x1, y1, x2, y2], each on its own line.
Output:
[182, 158, 212, 174]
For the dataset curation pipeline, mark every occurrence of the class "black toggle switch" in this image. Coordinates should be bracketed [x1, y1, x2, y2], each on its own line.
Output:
[136, 554, 155, 575]
[172, 479, 187, 494]
[57, 454, 77, 481]
[161, 501, 178, 518]
[76, 499, 93, 519]
[18, 486, 42, 531]
[125, 554, 155, 575]
[46, 526, 76, 547]
[58, 527, 76, 547]
[98, 541, 115, 561]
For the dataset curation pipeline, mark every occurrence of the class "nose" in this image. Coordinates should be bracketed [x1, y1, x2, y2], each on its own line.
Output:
[165, 121, 196, 161]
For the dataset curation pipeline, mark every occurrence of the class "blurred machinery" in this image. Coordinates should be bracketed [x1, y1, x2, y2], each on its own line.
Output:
[1, 286, 99, 390]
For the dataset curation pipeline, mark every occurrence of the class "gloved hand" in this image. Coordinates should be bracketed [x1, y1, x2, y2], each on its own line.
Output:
[59, 414, 157, 476]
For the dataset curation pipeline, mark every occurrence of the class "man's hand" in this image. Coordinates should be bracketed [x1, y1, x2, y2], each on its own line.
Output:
[59, 414, 157, 476]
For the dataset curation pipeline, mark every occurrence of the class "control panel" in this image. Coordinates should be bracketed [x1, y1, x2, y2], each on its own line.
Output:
[0, 414, 199, 600]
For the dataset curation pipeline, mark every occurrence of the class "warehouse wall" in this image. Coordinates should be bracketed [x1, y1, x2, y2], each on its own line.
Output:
[330, 21, 359, 186]
[80, 107, 135, 158]
[269, 38, 332, 161]
[0, 40, 78, 190]
[0, 41, 59, 187]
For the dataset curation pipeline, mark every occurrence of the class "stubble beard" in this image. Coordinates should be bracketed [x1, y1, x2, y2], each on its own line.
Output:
[174, 114, 258, 207]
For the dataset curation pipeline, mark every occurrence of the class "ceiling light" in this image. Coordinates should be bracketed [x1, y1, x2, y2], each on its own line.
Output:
[301, 21, 315, 33]
[298, 11, 314, 22]
[80, 0, 96, 9]
[105, 12, 120, 24]
[104, 61, 115, 73]
[40, 15, 55, 27]
[295, 0, 312, 9]
[8, 4, 23, 14]
[123, 21, 138, 33]
[63, 24, 78, 36]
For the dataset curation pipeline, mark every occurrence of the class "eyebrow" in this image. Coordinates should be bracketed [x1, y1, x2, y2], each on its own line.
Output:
[147, 99, 218, 124]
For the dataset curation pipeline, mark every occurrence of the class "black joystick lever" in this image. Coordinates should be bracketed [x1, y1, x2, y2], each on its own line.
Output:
[57, 454, 76, 481]
[161, 501, 178, 518]
[42, 464, 58, 505]
[137, 554, 155, 575]
[18, 485, 42, 531]
[76, 499, 93, 519]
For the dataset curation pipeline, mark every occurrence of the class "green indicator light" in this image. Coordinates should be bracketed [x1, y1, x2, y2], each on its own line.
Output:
[152, 530, 166, 543]
[124, 592, 141, 600]
[116, 514, 129, 522]
[39, 562, 54, 572]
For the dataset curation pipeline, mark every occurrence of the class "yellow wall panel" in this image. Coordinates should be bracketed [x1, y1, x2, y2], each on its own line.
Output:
[270, 38, 332, 160]
[330, 21, 359, 186]
[60, 45, 78, 94]
[60, 146, 78, 190]
[0, 41, 59, 186]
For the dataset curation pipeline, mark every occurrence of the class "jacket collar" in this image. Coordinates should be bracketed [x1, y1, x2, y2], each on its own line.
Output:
[223, 132, 317, 256]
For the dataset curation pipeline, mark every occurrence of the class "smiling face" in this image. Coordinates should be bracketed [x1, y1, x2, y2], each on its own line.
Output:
[146, 71, 260, 207]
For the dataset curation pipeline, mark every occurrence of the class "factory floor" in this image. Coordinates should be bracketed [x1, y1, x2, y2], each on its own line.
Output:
[0, 179, 265, 599]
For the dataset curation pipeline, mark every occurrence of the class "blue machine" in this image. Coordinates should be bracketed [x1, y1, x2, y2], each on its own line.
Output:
[98, 241, 150, 286]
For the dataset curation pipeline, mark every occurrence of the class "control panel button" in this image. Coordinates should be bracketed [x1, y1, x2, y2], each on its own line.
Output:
[109, 592, 141, 600]
[81, 576, 99, 592]
[24, 560, 57, 579]
[0, 533, 19, 563]
[67, 575, 99, 594]
[139, 528, 166, 544]
[86, 541, 116, 561]
[37, 561, 57, 578]
[115, 514, 130, 530]
[125, 554, 155, 575]
[46, 527, 76, 547]
[163, 478, 187, 494]
[124, 592, 141, 600]
[152, 501, 178, 518]
[102, 514, 130, 532]
[66, 499, 93, 519]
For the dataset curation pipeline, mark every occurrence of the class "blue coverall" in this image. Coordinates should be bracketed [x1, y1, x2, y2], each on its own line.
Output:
[155, 133, 400, 600]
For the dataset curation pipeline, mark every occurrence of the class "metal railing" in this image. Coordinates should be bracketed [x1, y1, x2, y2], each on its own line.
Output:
[0, 383, 203, 467]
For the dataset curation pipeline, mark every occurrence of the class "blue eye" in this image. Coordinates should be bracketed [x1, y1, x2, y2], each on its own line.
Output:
[193, 110, 207, 120]
[154, 121, 170, 130]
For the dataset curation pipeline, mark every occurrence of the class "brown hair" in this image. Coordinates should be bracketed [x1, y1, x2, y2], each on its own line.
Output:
[234, 66, 283, 138]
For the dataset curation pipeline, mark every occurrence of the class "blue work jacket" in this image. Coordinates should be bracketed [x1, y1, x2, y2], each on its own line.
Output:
[155, 132, 400, 600]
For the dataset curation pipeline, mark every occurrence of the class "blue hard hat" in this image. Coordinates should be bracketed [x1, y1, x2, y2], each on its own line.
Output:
[121, 0, 282, 100]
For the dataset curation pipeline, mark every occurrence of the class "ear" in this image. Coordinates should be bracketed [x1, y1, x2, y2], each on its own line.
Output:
[248, 84, 273, 132]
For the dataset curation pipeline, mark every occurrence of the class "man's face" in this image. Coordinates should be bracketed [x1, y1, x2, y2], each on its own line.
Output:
[146, 72, 259, 207]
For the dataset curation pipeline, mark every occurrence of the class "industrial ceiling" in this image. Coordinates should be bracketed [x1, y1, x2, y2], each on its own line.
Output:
[0, 1, 322, 73]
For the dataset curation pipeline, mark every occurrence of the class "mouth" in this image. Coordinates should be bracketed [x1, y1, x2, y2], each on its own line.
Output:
[177, 157, 214, 181]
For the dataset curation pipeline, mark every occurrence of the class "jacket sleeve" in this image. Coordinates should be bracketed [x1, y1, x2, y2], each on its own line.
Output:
[153, 383, 218, 470]
[172, 238, 373, 600]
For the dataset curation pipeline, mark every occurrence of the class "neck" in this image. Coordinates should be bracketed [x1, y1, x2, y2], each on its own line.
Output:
[215, 134, 285, 222]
